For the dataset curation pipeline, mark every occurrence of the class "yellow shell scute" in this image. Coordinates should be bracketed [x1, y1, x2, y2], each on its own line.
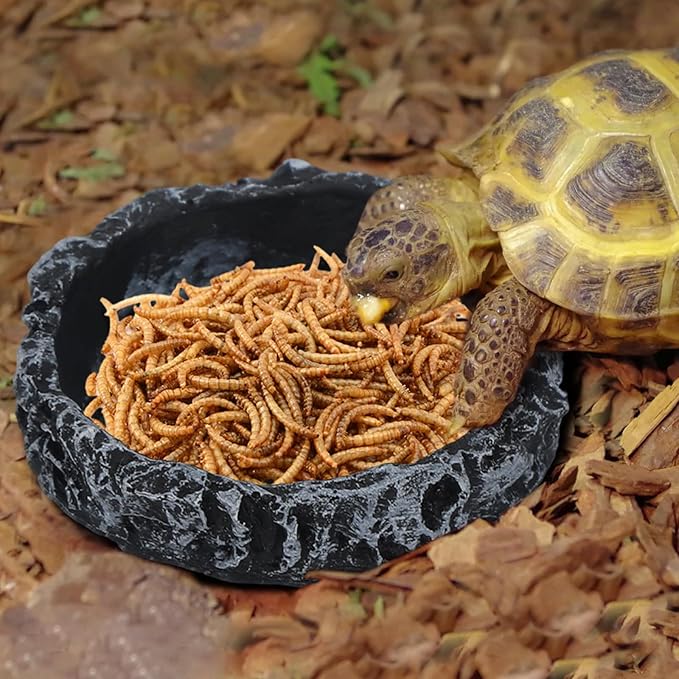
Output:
[557, 135, 678, 239]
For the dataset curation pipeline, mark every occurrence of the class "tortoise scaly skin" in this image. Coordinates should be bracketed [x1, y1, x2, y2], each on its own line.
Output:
[343, 48, 679, 432]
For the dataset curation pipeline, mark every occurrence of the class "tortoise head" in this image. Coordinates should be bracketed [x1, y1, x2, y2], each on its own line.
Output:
[343, 206, 458, 324]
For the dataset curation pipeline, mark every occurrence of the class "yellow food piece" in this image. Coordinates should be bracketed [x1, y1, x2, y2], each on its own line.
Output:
[353, 295, 397, 325]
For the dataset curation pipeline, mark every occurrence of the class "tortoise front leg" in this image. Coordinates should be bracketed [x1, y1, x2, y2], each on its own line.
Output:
[449, 277, 553, 432]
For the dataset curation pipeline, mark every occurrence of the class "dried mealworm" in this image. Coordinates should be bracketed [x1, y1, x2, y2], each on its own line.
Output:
[85, 372, 97, 397]
[273, 310, 316, 350]
[199, 441, 218, 474]
[227, 395, 261, 447]
[274, 438, 310, 484]
[301, 298, 341, 354]
[246, 390, 274, 447]
[85, 256, 467, 483]
[126, 338, 190, 367]
[204, 410, 250, 425]
[231, 274, 288, 303]
[106, 293, 178, 312]
[276, 364, 312, 418]
[140, 438, 176, 459]
[335, 404, 397, 444]
[339, 421, 415, 449]
[150, 386, 202, 409]
[211, 262, 255, 293]
[177, 357, 231, 388]
[188, 374, 255, 391]
[113, 376, 136, 445]
[261, 383, 314, 437]
[128, 400, 155, 449]
[95, 357, 117, 412]
[328, 444, 397, 467]
[83, 396, 102, 419]
[204, 438, 238, 478]
[389, 323, 406, 364]
[233, 317, 258, 354]
[149, 413, 200, 438]
[298, 348, 385, 365]
[396, 407, 451, 433]
[381, 360, 413, 403]
[271, 318, 312, 367]
[424, 329, 464, 349]
[432, 391, 457, 417]
[257, 348, 278, 395]
[148, 317, 204, 341]
[194, 320, 226, 351]
[140, 340, 211, 377]
[350, 443, 412, 470]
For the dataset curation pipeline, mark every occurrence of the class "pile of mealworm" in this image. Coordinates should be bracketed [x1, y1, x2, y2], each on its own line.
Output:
[84, 248, 468, 484]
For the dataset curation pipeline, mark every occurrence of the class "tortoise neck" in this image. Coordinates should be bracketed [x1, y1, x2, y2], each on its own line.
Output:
[429, 189, 505, 298]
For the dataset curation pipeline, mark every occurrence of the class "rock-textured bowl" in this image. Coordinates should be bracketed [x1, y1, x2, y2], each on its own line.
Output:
[15, 160, 568, 587]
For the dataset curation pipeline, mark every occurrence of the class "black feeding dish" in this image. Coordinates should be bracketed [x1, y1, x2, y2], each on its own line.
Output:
[15, 161, 568, 587]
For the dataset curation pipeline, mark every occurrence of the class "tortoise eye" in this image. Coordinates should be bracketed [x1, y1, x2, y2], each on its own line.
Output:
[383, 269, 401, 281]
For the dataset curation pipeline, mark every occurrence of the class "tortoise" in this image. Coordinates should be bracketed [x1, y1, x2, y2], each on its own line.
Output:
[342, 48, 679, 434]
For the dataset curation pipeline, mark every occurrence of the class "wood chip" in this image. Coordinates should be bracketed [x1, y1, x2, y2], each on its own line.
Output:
[621, 379, 679, 456]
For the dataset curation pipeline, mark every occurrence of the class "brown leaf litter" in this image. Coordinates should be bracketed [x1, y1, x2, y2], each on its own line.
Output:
[2, 1, 679, 677]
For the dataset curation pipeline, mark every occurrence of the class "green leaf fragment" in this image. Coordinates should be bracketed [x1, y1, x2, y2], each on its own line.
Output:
[37, 109, 74, 129]
[373, 595, 385, 619]
[337, 61, 373, 87]
[341, 589, 367, 619]
[66, 6, 102, 26]
[59, 162, 126, 182]
[347, 588, 363, 605]
[298, 54, 341, 117]
[91, 147, 118, 161]
[27, 195, 47, 216]
[298, 35, 373, 117]
[319, 34, 340, 53]
[80, 7, 101, 24]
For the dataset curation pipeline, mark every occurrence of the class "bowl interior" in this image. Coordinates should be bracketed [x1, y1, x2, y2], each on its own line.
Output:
[56, 184, 373, 408]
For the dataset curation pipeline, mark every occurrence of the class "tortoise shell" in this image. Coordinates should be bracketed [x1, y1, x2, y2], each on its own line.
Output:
[443, 49, 679, 336]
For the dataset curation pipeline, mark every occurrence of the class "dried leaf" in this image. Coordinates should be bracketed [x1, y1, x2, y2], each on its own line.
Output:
[647, 608, 679, 640]
[608, 388, 645, 439]
[562, 432, 606, 491]
[0, 552, 232, 678]
[357, 69, 404, 116]
[474, 633, 551, 679]
[528, 571, 603, 636]
[230, 113, 311, 171]
[588, 389, 615, 428]
[500, 505, 555, 546]
[585, 459, 670, 497]
[576, 359, 612, 415]
[475, 527, 538, 564]
[599, 358, 642, 391]
[428, 519, 492, 569]
[635, 519, 679, 588]
[257, 11, 323, 66]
